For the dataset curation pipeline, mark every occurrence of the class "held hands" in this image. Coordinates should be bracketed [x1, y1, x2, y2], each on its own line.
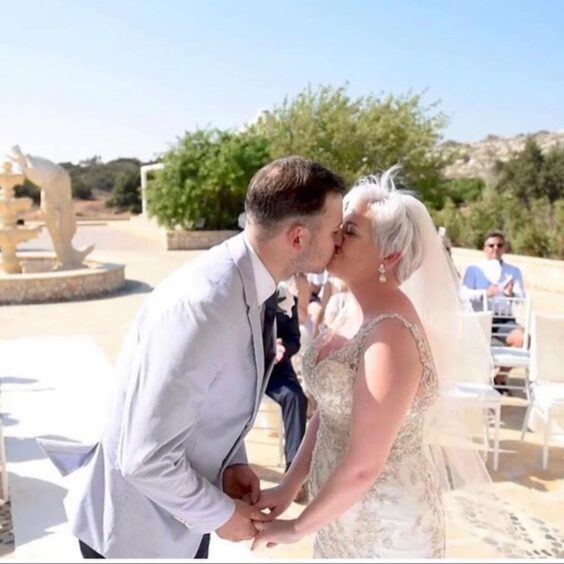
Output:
[216, 499, 272, 542]
[252, 484, 296, 519]
[251, 518, 303, 551]
[221, 465, 301, 547]
[250, 485, 303, 550]
[223, 463, 260, 503]
[218, 464, 272, 542]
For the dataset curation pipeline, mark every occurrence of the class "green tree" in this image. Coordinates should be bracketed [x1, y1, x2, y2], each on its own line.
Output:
[251, 84, 448, 208]
[496, 137, 544, 203]
[510, 198, 555, 257]
[15, 179, 40, 204]
[106, 169, 142, 213]
[68, 171, 93, 200]
[541, 147, 564, 202]
[442, 177, 485, 205]
[553, 199, 564, 258]
[147, 129, 270, 229]
[60, 157, 142, 198]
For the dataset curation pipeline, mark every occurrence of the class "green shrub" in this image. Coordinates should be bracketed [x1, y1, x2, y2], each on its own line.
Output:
[435, 194, 561, 259]
[147, 129, 270, 230]
[442, 177, 485, 205]
[15, 179, 40, 205]
[496, 137, 564, 204]
[250, 84, 448, 209]
[106, 169, 142, 213]
[69, 171, 93, 200]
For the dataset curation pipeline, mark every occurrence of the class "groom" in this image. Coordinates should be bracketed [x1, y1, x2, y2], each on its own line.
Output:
[40, 156, 345, 558]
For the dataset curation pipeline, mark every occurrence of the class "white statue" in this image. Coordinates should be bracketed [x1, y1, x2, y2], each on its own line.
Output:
[9, 145, 94, 270]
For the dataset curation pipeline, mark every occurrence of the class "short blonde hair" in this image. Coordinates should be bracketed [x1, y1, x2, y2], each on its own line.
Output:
[344, 165, 423, 283]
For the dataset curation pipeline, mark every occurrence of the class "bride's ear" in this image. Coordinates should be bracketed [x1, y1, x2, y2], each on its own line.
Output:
[382, 251, 402, 269]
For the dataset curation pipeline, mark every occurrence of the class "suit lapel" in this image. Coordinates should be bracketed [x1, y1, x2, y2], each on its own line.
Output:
[226, 235, 265, 410]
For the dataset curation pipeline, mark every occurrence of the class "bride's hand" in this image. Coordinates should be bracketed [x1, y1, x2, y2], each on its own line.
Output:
[254, 484, 296, 518]
[251, 519, 302, 550]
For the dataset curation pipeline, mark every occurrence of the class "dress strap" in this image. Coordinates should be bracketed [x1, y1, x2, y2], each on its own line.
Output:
[357, 313, 434, 371]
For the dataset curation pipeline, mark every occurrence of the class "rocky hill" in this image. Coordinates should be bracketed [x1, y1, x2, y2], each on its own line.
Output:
[439, 129, 564, 183]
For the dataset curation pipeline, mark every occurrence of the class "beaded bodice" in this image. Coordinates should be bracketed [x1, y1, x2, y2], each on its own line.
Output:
[303, 313, 445, 558]
[303, 313, 439, 480]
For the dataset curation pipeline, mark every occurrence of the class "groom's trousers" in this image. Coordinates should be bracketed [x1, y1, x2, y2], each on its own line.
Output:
[78, 534, 211, 559]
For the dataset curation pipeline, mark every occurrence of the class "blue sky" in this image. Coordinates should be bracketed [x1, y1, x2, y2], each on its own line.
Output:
[1, 0, 563, 163]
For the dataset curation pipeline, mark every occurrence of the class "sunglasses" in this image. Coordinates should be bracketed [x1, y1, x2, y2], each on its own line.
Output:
[486, 243, 504, 249]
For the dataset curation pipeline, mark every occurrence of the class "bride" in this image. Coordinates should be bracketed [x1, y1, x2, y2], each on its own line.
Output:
[251, 166, 492, 558]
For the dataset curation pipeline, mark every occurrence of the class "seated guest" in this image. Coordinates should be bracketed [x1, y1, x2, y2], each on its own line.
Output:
[462, 230, 526, 391]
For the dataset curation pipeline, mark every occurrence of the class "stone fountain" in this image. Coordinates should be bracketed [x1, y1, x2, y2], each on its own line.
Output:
[0, 147, 126, 305]
[0, 161, 41, 273]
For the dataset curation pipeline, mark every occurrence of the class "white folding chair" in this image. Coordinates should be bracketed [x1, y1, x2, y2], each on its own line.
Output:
[445, 311, 502, 470]
[489, 296, 532, 396]
[521, 313, 564, 469]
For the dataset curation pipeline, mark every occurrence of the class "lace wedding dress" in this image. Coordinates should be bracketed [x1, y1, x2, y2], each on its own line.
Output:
[303, 313, 445, 558]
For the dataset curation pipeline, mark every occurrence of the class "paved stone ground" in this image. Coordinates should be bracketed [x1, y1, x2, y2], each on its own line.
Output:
[0, 503, 14, 557]
[1, 218, 563, 560]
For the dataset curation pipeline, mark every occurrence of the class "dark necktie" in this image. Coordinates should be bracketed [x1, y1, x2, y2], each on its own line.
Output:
[262, 291, 278, 370]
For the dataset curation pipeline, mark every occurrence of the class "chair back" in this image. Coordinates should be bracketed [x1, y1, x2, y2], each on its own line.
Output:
[529, 313, 564, 384]
[489, 295, 532, 350]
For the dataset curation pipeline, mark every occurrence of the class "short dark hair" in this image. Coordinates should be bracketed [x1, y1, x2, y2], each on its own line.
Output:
[245, 156, 346, 228]
[484, 230, 506, 244]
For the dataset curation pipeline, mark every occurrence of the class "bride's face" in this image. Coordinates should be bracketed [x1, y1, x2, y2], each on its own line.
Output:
[328, 199, 380, 280]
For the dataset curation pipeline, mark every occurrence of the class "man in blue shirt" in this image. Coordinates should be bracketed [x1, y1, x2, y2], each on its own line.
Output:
[462, 230, 526, 392]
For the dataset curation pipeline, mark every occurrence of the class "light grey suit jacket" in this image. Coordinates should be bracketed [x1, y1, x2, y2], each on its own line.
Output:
[39, 233, 277, 558]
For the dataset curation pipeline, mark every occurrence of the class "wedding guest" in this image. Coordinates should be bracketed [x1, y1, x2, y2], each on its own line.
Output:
[462, 230, 526, 391]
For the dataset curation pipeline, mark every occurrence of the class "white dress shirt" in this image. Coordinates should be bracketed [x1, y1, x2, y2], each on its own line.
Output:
[243, 233, 277, 313]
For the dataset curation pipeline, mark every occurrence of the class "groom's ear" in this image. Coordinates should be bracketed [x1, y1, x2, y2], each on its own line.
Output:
[286, 223, 307, 250]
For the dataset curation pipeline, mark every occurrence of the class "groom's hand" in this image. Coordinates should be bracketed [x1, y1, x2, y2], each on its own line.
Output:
[223, 463, 261, 504]
[216, 499, 271, 542]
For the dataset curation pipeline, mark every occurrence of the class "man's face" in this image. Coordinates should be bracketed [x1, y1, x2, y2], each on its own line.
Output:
[297, 192, 344, 273]
[484, 236, 505, 261]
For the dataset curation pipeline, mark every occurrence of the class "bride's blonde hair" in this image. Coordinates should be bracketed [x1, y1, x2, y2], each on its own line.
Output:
[344, 165, 424, 283]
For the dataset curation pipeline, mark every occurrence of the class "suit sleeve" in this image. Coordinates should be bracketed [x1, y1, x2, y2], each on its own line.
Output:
[227, 443, 248, 466]
[117, 302, 235, 534]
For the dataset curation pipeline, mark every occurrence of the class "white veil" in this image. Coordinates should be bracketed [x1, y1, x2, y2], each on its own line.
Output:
[400, 194, 493, 490]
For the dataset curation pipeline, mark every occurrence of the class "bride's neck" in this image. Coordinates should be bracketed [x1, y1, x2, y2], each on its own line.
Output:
[346, 278, 401, 317]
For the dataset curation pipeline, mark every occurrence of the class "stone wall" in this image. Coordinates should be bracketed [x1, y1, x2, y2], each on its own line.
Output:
[0, 257, 125, 304]
[166, 230, 239, 250]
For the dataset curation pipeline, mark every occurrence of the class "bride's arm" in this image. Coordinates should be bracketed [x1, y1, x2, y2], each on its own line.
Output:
[282, 409, 320, 493]
[254, 410, 320, 517]
[293, 321, 422, 536]
[253, 321, 423, 547]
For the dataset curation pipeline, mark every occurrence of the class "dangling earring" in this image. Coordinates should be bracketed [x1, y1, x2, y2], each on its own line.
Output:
[378, 263, 387, 283]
